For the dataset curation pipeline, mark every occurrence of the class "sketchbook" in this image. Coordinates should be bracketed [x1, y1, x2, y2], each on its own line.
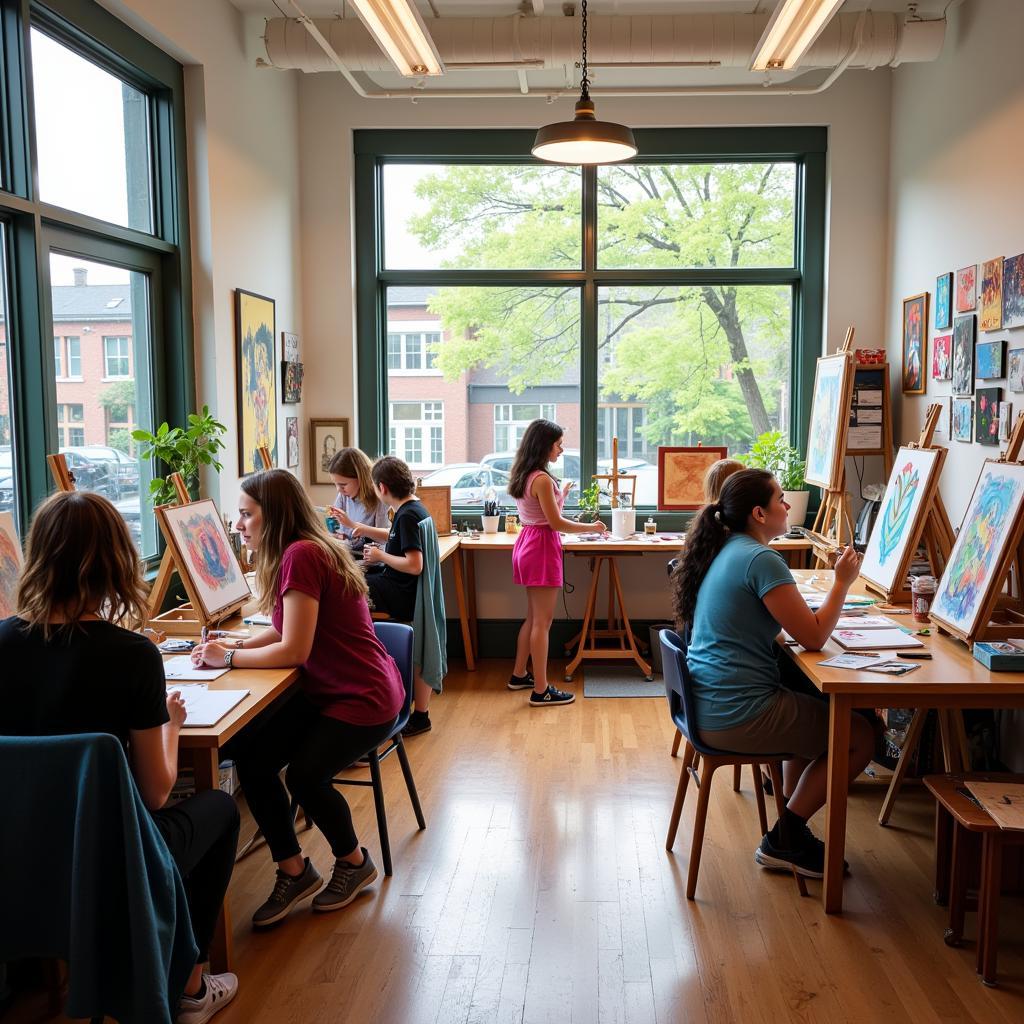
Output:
[165, 684, 250, 727]
[830, 628, 924, 651]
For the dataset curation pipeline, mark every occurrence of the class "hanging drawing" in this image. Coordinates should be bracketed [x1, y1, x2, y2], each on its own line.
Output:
[980, 258, 1003, 331]
[804, 353, 853, 490]
[935, 272, 952, 332]
[1003, 253, 1024, 330]
[952, 314, 976, 395]
[0, 512, 22, 619]
[282, 360, 304, 403]
[952, 397, 973, 442]
[976, 387, 1001, 446]
[956, 264, 977, 313]
[235, 289, 277, 474]
[902, 293, 928, 394]
[976, 340, 1006, 379]
[932, 333, 952, 380]
[999, 402, 1013, 441]
[657, 447, 729, 510]
[1010, 348, 1024, 392]
[286, 416, 300, 468]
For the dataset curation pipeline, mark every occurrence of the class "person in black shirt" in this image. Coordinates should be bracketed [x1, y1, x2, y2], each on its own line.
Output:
[0, 491, 240, 1024]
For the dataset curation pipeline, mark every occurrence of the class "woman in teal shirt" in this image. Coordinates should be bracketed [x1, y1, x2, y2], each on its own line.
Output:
[671, 469, 874, 879]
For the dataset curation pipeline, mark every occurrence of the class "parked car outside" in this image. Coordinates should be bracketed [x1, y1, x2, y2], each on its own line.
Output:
[59, 448, 118, 498]
[113, 495, 143, 548]
[74, 445, 141, 496]
[419, 463, 513, 506]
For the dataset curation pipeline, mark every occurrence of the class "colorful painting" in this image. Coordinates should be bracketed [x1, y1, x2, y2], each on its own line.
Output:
[976, 387, 1001, 446]
[999, 402, 1013, 441]
[932, 333, 952, 380]
[804, 353, 852, 490]
[952, 314, 976, 395]
[286, 416, 300, 468]
[976, 340, 1006, 379]
[1003, 254, 1024, 330]
[1010, 348, 1024, 392]
[956, 265, 977, 313]
[980, 258, 1003, 331]
[656, 447, 729, 510]
[935, 272, 952, 331]
[309, 418, 351, 486]
[282, 331, 299, 362]
[902, 293, 928, 394]
[952, 398, 973, 442]
[860, 448, 940, 595]
[235, 289, 277, 474]
[933, 462, 1024, 637]
[282, 360, 304, 403]
[0, 512, 22, 619]
[161, 499, 251, 619]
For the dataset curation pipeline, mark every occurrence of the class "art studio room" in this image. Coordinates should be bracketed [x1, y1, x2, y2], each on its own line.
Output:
[3, 0, 1024, 1021]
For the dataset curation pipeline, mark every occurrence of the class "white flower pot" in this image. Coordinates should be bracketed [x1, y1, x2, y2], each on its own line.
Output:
[783, 490, 809, 529]
[611, 507, 636, 539]
[481, 515, 500, 534]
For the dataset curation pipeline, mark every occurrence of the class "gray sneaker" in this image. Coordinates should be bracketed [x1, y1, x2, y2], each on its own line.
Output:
[252, 858, 322, 928]
[312, 848, 378, 912]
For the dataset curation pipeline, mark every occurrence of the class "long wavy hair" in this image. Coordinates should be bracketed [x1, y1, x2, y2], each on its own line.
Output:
[671, 468, 776, 628]
[327, 447, 380, 515]
[508, 419, 563, 499]
[17, 490, 148, 638]
[241, 469, 366, 614]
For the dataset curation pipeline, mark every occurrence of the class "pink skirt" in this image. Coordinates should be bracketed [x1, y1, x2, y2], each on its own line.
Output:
[512, 524, 563, 588]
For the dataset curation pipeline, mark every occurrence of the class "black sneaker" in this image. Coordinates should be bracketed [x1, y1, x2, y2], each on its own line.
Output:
[507, 671, 535, 690]
[312, 848, 378, 912]
[529, 685, 575, 708]
[754, 830, 824, 879]
[252, 858, 322, 927]
[401, 711, 432, 737]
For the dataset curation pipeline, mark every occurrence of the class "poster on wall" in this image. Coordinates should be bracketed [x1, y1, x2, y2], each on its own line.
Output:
[235, 289, 278, 474]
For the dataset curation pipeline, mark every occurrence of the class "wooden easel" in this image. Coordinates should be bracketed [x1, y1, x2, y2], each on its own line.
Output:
[591, 437, 637, 508]
[145, 472, 197, 633]
[46, 453, 76, 492]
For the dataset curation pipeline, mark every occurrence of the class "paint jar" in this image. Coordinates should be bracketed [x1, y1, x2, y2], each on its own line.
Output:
[910, 575, 937, 623]
[645, 517, 657, 535]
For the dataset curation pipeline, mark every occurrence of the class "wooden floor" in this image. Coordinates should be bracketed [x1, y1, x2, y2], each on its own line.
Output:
[10, 661, 1024, 1023]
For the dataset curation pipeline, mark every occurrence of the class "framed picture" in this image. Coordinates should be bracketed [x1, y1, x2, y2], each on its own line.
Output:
[952, 397, 973, 442]
[976, 387, 1001, 446]
[656, 447, 729, 510]
[282, 331, 299, 362]
[952, 314, 976, 395]
[281, 360, 304, 403]
[235, 289, 277, 474]
[309, 418, 350, 485]
[805, 353, 854, 490]
[956, 264, 977, 313]
[975, 340, 1006, 379]
[980, 258, 1003, 331]
[286, 417, 300, 468]
[158, 499, 252, 621]
[932, 461, 1024, 641]
[1003, 253, 1024, 330]
[935, 272, 952, 331]
[860, 447, 942, 598]
[999, 402, 1013, 441]
[0, 511, 22, 619]
[901, 293, 928, 394]
[932, 333, 952, 380]
[1009, 348, 1024, 392]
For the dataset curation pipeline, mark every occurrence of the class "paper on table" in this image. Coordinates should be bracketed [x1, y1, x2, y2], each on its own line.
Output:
[819, 653, 921, 674]
[819, 653, 885, 669]
[163, 655, 229, 681]
[165, 684, 250, 728]
[243, 613, 273, 625]
[831, 628, 924, 650]
[835, 615, 897, 629]
[964, 782, 1024, 830]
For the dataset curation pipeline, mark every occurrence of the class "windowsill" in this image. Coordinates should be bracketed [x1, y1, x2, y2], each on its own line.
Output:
[101, 376, 132, 383]
[387, 369, 444, 377]
[55, 376, 84, 383]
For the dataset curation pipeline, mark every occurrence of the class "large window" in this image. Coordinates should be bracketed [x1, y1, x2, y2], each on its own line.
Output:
[356, 130, 825, 515]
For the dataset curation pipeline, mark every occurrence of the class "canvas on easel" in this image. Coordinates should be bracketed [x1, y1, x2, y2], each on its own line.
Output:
[805, 344, 855, 491]
[0, 511, 22, 618]
[657, 446, 728, 511]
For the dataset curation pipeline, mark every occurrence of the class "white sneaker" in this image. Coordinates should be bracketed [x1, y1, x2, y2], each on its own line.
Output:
[177, 972, 239, 1024]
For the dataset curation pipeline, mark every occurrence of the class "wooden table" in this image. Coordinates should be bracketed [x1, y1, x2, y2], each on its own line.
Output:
[782, 571, 1024, 914]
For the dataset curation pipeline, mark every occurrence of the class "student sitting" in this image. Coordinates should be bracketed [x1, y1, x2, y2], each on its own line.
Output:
[192, 469, 404, 927]
[670, 469, 874, 879]
[702, 457, 744, 504]
[327, 446, 390, 557]
[0, 491, 240, 1024]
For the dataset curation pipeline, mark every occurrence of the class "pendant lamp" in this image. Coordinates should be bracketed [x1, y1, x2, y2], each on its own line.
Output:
[532, 0, 637, 165]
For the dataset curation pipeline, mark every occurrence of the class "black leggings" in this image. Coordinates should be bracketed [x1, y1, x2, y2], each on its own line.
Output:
[230, 692, 396, 862]
[152, 789, 240, 963]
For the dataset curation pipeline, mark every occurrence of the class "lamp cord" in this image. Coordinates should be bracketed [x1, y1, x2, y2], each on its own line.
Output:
[579, 0, 590, 100]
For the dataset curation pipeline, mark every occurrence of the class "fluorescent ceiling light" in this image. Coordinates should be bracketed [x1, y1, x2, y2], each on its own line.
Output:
[350, 0, 444, 77]
[751, 0, 845, 72]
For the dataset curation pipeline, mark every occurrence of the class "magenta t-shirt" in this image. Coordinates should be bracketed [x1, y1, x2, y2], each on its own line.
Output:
[271, 540, 404, 727]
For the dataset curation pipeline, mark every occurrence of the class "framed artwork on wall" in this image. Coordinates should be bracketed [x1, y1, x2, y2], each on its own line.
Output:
[235, 289, 277, 474]
[976, 387, 1001, 446]
[956, 265, 977, 313]
[282, 331, 299, 362]
[282, 360, 304, 403]
[656, 447, 729, 510]
[286, 417, 300, 468]
[952, 397, 973, 442]
[901, 293, 928, 394]
[999, 402, 1013, 441]
[932, 333, 952, 380]
[309, 418, 350, 485]
[804, 353, 854, 490]
[952, 314, 976, 395]
[1003, 253, 1024, 330]
[935, 272, 952, 331]
[975, 340, 1006, 380]
[0, 511, 22, 619]
[1009, 348, 1024, 392]
[980, 258, 1003, 331]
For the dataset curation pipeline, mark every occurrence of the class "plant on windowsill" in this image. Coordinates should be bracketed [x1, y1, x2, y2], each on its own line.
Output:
[737, 430, 808, 529]
[132, 405, 228, 508]
[482, 488, 501, 534]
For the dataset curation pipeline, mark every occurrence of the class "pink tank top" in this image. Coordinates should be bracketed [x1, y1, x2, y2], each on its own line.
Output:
[515, 470, 564, 526]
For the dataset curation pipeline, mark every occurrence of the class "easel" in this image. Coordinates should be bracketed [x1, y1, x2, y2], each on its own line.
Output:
[591, 437, 637, 510]
[46, 453, 75, 492]
[146, 472, 199, 635]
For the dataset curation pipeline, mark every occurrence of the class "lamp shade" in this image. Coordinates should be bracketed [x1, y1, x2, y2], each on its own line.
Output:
[532, 98, 637, 166]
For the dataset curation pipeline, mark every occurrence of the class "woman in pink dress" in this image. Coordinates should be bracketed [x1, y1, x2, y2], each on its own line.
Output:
[506, 420, 608, 707]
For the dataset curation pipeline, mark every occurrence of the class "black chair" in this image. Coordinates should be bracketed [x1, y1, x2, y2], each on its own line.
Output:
[660, 628, 791, 900]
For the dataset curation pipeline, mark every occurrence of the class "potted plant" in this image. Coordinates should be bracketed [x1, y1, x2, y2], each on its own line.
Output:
[576, 480, 603, 524]
[738, 430, 809, 529]
[481, 489, 501, 534]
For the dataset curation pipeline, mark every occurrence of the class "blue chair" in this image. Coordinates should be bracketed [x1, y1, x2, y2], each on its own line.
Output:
[660, 628, 788, 900]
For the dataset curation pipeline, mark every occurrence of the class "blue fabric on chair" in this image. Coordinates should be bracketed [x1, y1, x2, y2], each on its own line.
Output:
[0, 733, 197, 1024]
[413, 515, 447, 693]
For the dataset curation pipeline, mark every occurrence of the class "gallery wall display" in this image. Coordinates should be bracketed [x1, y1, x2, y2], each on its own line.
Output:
[1010, 348, 1024, 392]
[235, 289, 278, 474]
[999, 402, 1014, 441]
[980, 258, 1003, 331]
[976, 340, 1006, 380]
[956, 265, 977, 313]
[804, 352, 854, 490]
[952, 397, 973, 443]
[952, 314, 976, 396]
[1004, 253, 1024, 330]
[656, 447, 729, 510]
[976, 387, 1001, 446]
[0, 511, 22, 619]
[282, 360, 304, 403]
[309, 418, 350, 486]
[932, 333, 952, 381]
[935, 272, 952, 331]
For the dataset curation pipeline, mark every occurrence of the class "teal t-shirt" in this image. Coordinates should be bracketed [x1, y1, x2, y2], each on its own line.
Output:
[685, 533, 795, 732]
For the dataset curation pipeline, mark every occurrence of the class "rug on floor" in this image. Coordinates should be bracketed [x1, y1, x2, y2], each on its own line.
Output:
[582, 666, 664, 698]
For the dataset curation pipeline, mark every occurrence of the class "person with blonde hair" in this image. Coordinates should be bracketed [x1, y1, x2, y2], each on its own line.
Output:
[0, 491, 240, 1024]
[327, 446, 390, 556]
[192, 469, 403, 927]
[702, 457, 745, 504]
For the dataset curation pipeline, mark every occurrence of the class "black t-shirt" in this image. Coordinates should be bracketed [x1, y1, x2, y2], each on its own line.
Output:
[366, 499, 429, 620]
[0, 617, 168, 750]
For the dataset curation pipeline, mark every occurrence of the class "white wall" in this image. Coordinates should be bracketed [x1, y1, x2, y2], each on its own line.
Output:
[887, 0, 1024, 524]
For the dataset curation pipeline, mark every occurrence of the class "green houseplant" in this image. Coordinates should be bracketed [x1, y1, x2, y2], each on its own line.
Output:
[738, 430, 808, 528]
[576, 480, 602, 523]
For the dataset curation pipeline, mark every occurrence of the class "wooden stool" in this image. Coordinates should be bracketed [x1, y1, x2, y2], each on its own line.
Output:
[924, 773, 1024, 986]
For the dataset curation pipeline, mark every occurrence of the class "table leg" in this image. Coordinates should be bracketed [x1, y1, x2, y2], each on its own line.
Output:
[977, 835, 1003, 986]
[934, 803, 952, 906]
[450, 546, 476, 671]
[824, 695, 852, 913]
[946, 823, 969, 946]
[464, 548, 478, 661]
[564, 556, 603, 680]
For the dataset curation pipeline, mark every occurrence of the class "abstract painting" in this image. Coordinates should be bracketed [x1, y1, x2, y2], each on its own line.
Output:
[235, 289, 277, 474]
[309, 418, 350, 486]
[656, 447, 729, 511]
[952, 398, 973, 442]
[1003, 253, 1024, 330]
[282, 360, 304, 403]
[935, 272, 952, 331]
[976, 340, 1006, 379]
[933, 461, 1024, 638]
[952, 314, 976, 395]
[976, 387, 1001, 446]
[999, 402, 1013, 442]
[932, 333, 952, 381]
[956, 265, 977, 313]
[1010, 348, 1024, 392]
[286, 416, 300, 468]
[860, 448, 940, 595]
[980, 258, 1003, 331]
[0, 512, 22, 619]
[902, 293, 928, 394]
[162, 499, 251, 619]
[804, 353, 852, 490]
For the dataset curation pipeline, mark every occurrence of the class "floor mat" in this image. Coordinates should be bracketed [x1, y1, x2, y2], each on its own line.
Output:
[582, 666, 664, 698]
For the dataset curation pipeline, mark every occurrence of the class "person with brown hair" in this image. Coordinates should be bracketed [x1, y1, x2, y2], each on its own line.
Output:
[0, 491, 240, 1024]
[191, 469, 403, 928]
[702, 457, 745, 504]
[327, 446, 390, 556]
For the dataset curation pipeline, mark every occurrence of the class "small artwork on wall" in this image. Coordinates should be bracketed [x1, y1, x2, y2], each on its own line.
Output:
[935, 272, 953, 332]
[1009, 348, 1024, 393]
[952, 314, 976, 396]
[976, 387, 1001, 446]
[901, 293, 928, 394]
[286, 416, 300, 468]
[956, 265, 977, 313]
[282, 360, 304, 403]
[980, 258, 1003, 331]
[952, 397, 973, 443]
[309, 418, 350, 486]
[999, 402, 1014, 442]
[1003, 253, 1024, 330]
[975, 340, 1006, 380]
[932, 333, 952, 380]
[282, 331, 299, 362]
